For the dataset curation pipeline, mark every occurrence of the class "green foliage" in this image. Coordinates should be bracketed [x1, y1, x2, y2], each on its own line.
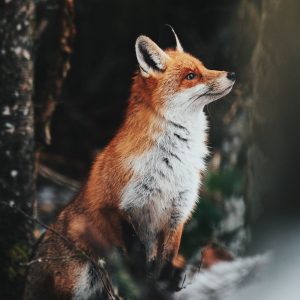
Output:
[181, 197, 222, 257]
[114, 267, 141, 300]
[205, 168, 245, 197]
[109, 253, 141, 300]
[181, 167, 245, 258]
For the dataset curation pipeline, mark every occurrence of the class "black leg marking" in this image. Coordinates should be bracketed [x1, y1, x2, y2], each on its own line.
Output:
[121, 220, 147, 277]
[160, 259, 185, 292]
[121, 220, 144, 256]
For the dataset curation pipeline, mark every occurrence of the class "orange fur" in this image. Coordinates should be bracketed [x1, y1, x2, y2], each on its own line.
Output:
[24, 32, 234, 299]
[201, 244, 234, 269]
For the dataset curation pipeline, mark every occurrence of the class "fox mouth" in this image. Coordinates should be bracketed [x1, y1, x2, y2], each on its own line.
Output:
[207, 86, 232, 97]
[189, 84, 234, 105]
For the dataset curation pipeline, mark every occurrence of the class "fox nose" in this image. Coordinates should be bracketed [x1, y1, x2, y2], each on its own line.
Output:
[227, 72, 236, 81]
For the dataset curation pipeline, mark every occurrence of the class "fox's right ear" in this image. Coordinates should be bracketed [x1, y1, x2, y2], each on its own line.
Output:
[135, 35, 169, 77]
[158, 25, 184, 52]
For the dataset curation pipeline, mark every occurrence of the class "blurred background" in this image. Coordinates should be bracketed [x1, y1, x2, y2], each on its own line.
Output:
[1, 0, 300, 298]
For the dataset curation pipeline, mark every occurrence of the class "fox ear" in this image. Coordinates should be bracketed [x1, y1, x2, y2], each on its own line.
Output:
[158, 24, 184, 52]
[135, 35, 169, 77]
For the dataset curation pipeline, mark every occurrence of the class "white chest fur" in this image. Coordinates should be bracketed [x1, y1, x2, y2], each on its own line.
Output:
[120, 111, 209, 236]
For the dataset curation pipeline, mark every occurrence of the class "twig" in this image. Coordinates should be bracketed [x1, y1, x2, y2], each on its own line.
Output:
[181, 273, 187, 290]
[2, 200, 84, 256]
[0, 200, 119, 300]
[38, 164, 80, 191]
[19, 255, 82, 266]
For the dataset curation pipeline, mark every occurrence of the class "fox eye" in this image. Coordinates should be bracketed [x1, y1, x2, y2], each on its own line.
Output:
[185, 72, 197, 80]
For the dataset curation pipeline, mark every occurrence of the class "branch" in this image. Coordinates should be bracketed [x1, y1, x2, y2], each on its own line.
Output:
[0, 200, 120, 300]
[38, 164, 80, 191]
[34, 0, 76, 146]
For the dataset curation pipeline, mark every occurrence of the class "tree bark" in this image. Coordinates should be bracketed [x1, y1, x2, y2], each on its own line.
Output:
[0, 0, 35, 298]
[34, 0, 75, 148]
[244, 0, 300, 232]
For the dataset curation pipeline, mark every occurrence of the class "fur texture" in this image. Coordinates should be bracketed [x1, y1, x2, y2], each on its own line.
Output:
[24, 28, 235, 299]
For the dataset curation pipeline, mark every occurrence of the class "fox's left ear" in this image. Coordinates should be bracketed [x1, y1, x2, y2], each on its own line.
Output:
[158, 24, 184, 52]
[135, 35, 169, 77]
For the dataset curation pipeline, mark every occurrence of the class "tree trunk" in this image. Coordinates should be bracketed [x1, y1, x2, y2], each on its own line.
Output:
[245, 0, 300, 234]
[0, 0, 35, 298]
[34, 0, 75, 148]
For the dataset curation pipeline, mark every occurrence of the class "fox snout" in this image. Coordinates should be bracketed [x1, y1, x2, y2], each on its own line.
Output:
[205, 71, 236, 103]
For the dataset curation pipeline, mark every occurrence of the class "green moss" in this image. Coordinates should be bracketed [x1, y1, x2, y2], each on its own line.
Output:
[7, 242, 31, 280]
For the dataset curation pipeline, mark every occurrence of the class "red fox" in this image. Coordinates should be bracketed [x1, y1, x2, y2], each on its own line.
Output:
[24, 27, 235, 299]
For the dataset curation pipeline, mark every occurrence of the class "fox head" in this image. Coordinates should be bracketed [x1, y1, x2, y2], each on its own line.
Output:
[134, 26, 235, 117]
